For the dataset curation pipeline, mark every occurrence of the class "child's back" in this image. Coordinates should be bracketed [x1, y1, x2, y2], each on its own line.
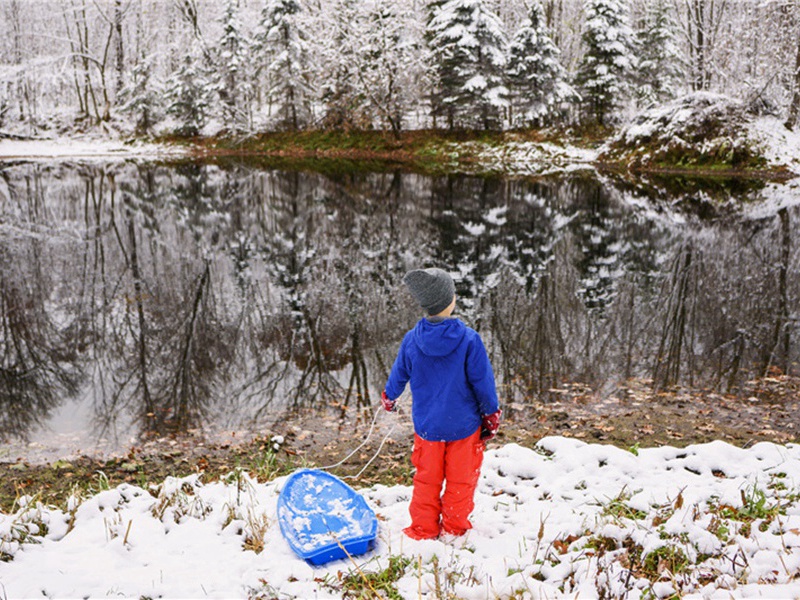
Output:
[382, 268, 501, 540]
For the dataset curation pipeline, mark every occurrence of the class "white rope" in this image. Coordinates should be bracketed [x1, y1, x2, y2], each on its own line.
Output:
[317, 404, 385, 471]
[340, 416, 398, 480]
[317, 392, 409, 479]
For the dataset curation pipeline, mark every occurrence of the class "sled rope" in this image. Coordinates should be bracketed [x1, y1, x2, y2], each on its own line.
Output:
[319, 392, 409, 480]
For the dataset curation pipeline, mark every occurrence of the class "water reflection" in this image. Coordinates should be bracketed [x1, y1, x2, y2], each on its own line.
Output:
[0, 160, 796, 447]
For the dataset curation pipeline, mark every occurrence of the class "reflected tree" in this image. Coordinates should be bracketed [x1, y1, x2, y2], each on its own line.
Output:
[0, 166, 82, 440]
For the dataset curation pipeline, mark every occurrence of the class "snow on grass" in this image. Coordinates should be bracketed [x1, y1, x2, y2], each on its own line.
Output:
[600, 92, 799, 174]
[3, 437, 800, 598]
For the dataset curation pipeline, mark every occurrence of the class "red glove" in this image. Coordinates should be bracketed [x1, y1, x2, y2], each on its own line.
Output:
[480, 409, 502, 440]
[381, 390, 396, 412]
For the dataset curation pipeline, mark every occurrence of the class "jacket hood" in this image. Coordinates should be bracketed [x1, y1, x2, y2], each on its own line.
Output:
[411, 318, 466, 357]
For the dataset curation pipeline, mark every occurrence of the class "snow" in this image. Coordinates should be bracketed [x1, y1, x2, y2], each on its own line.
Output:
[0, 138, 188, 161]
[748, 116, 800, 175]
[4, 437, 800, 598]
[456, 139, 598, 175]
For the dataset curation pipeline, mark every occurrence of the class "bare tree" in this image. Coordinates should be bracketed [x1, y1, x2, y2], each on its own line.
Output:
[673, 0, 729, 91]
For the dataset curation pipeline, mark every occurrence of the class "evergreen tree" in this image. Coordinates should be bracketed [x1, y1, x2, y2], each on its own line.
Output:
[506, 1, 574, 127]
[633, 0, 682, 107]
[165, 42, 212, 136]
[574, 0, 634, 126]
[424, 0, 449, 125]
[254, 0, 312, 130]
[319, 0, 368, 129]
[213, 0, 253, 131]
[117, 52, 162, 134]
[427, 0, 509, 130]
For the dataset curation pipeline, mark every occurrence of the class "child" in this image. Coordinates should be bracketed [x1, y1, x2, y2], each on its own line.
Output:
[382, 268, 501, 540]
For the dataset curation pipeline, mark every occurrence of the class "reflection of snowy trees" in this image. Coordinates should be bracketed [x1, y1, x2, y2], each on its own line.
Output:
[0, 213, 80, 439]
[1, 162, 798, 441]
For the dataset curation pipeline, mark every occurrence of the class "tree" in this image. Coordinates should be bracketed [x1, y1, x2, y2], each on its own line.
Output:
[213, 0, 253, 131]
[117, 52, 162, 134]
[165, 42, 212, 136]
[632, 0, 682, 106]
[574, 0, 634, 126]
[787, 1, 800, 130]
[353, 2, 422, 135]
[318, 0, 369, 129]
[427, 0, 509, 130]
[676, 0, 728, 92]
[506, 1, 575, 127]
[254, 0, 312, 130]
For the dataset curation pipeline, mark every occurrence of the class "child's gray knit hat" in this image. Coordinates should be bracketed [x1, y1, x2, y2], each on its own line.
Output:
[403, 268, 455, 315]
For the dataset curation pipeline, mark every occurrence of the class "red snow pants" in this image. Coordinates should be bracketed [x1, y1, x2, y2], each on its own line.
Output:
[404, 428, 484, 540]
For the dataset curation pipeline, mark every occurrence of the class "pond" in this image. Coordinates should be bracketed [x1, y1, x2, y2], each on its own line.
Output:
[0, 158, 797, 459]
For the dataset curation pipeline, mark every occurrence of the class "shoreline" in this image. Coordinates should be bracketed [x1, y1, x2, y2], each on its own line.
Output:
[2, 129, 796, 180]
[2, 376, 798, 512]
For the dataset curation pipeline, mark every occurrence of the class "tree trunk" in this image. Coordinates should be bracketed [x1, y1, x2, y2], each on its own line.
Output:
[786, 18, 800, 130]
[763, 208, 792, 374]
[692, 0, 707, 90]
[127, 212, 155, 430]
[114, 0, 124, 97]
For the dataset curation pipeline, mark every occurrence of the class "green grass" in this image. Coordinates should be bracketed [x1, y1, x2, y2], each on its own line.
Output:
[601, 490, 648, 521]
[326, 555, 412, 600]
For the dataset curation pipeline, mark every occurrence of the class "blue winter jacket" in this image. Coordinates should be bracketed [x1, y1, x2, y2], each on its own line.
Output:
[385, 317, 499, 442]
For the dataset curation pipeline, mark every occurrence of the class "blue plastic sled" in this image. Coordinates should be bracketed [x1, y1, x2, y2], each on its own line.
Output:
[277, 469, 378, 565]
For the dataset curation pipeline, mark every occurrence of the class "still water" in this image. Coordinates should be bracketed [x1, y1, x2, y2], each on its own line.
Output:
[0, 159, 797, 458]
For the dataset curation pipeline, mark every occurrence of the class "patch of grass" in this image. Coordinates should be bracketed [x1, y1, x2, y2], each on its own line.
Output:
[601, 490, 648, 521]
[584, 535, 618, 556]
[710, 485, 783, 523]
[326, 554, 412, 600]
[0, 494, 48, 561]
[642, 544, 690, 578]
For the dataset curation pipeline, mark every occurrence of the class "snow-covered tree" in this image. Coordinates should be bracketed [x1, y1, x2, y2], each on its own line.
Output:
[632, 0, 682, 107]
[254, 0, 312, 130]
[165, 43, 212, 136]
[427, 0, 509, 130]
[318, 0, 370, 129]
[574, 0, 634, 126]
[506, 1, 575, 127]
[212, 0, 253, 131]
[354, 2, 424, 134]
[117, 53, 162, 135]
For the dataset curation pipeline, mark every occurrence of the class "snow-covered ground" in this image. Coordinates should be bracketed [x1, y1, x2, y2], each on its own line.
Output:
[3, 437, 800, 599]
[0, 137, 188, 160]
[601, 92, 800, 177]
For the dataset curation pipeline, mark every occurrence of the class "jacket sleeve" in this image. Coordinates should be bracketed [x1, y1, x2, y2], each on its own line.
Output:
[384, 334, 411, 400]
[466, 333, 499, 416]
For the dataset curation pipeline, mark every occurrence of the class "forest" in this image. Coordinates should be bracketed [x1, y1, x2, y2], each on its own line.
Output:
[1, 0, 800, 138]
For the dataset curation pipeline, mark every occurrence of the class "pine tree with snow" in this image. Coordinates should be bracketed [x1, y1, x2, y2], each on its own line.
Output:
[506, 1, 575, 127]
[117, 53, 163, 135]
[212, 0, 253, 131]
[165, 43, 212, 137]
[254, 0, 312, 130]
[427, 0, 509, 130]
[632, 0, 682, 107]
[574, 0, 635, 126]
